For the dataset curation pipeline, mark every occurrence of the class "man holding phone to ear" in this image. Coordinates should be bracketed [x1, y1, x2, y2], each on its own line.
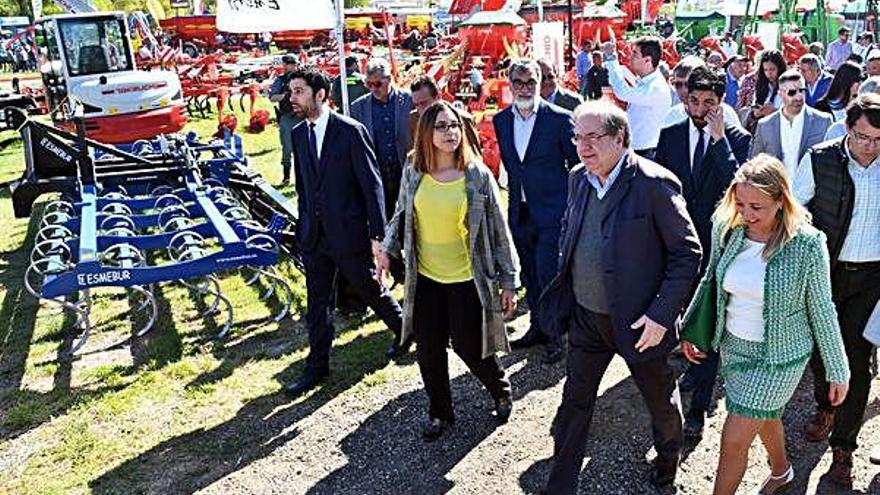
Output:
[655, 66, 751, 438]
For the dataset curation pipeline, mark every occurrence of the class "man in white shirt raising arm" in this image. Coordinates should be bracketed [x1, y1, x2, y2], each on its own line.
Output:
[601, 36, 672, 160]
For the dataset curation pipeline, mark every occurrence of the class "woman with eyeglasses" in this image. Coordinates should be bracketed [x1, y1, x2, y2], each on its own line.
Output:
[681, 155, 850, 494]
[376, 100, 520, 441]
[815, 61, 864, 121]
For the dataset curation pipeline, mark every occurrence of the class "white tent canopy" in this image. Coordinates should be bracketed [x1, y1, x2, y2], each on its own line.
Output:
[459, 10, 527, 26]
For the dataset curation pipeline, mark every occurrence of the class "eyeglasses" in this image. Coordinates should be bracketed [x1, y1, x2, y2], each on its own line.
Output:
[433, 121, 463, 133]
[366, 79, 387, 89]
[571, 132, 610, 145]
[850, 129, 880, 146]
[511, 78, 538, 90]
[785, 87, 806, 97]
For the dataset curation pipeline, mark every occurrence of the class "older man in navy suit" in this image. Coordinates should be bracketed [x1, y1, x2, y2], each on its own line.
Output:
[284, 66, 404, 397]
[541, 101, 702, 494]
[654, 66, 751, 438]
[493, 59, 580, 363]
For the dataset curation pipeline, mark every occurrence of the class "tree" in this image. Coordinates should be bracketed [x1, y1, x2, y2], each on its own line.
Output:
[344, 0, 370, 7]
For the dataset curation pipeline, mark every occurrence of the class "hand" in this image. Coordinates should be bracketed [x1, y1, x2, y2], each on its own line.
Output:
[681, 341, 707, 364]
[630, 315, 668, 353]
[706, 106, 725, 142]
[601, 41, 616, 58]
[371, 239, 383, 259]
[828, 382, 849, 407]
[501, 288, 517, 319]
[373, 244, 390, 287]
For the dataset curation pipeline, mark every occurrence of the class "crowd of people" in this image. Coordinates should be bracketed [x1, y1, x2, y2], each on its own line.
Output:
[267, 28, 880, 494]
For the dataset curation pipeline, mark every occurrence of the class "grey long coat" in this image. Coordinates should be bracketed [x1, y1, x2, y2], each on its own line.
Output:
[382, 162, 520, 358]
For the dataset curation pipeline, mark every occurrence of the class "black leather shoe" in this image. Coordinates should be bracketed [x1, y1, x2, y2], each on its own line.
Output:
[684, 411, 705, 439]
[651, 455, 679, 487]
[495, 397, 513, 424]
[422, 417, 452, 442]
[284, 372, 327, 397]
[386, 336, 414, 359]
[543, 344, 564, 365]
[510, 330, 548, 350]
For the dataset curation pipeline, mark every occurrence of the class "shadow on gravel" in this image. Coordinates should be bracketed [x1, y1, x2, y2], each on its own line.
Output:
[305, 351, 560, 495]
[88, 329, 390, 495]
[516, 362, 880, 494]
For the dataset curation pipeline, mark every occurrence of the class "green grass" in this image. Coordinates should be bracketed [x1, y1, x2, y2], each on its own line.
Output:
[0, 97, 402, 494]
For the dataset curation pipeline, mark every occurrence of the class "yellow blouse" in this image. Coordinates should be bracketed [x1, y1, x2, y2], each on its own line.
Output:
[414, 174, 472, 283]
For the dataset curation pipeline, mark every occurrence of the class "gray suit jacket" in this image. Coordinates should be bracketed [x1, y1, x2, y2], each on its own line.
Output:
[350, 88, 414, 165]
[748, 107, 833, 166]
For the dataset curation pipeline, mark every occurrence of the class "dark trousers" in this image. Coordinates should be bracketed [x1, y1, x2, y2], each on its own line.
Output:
[414, 275, 510, 422]
[547, 304, 683, 495]
[302, 235, 403, 376]
[685, 350, 720, 416]
[511, 204, 562, 344]
[809, 264, 880, 452]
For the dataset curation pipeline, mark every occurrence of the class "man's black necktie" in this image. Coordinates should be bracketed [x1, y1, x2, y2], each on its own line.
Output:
[692, 128, 705, 187]
[308, 122, 319, 169]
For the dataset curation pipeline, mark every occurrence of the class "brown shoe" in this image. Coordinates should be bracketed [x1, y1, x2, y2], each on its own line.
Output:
[804, 409, 834, 442]
[828, 448, 853, 486]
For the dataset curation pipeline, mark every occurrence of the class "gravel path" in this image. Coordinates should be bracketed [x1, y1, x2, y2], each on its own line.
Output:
[170, 315, 880, 495]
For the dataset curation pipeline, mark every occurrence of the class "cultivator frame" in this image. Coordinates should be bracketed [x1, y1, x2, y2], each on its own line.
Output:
[7, 108, 303, 353]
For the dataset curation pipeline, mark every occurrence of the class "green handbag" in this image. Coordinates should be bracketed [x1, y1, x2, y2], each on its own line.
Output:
[681, 281, 717, 353]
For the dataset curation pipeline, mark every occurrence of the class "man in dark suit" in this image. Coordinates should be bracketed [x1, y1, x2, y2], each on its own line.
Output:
[537, 58, 584, 111]
[284, 66, 405, 396]
[493, 59, 580, 363]
[584, 51, 609, 100]
[654, 66, 751, 438]
[542, 101, 702, 493]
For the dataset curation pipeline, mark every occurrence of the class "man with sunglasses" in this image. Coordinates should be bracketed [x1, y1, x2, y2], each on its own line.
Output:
[493, 59, 580, 364]
[792, 93, 880, 487]
[600, 36, 672, 160]
[350, 58, 414, 222]
[749, 69, 833, 177]
[536, 58, 583, 111]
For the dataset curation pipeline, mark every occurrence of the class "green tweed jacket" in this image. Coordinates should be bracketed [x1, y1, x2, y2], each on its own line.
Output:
[684, 222, 850, 385]
[382, 161, 520, 358]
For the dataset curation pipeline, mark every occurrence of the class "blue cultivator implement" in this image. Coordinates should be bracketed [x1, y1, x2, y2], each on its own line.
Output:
[7, 108, 302, 353]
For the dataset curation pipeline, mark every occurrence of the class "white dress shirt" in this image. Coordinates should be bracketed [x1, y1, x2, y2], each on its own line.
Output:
[307, 105, 331, 158]
[512, 100, 539, 202]
[605, 60, 672, 150]
[793, 141, 880, 262]
[688, 120, 711, 170]
[512, 102, 538, 161]
[779, 108, 805, 177]
[661, 102, 742, 129]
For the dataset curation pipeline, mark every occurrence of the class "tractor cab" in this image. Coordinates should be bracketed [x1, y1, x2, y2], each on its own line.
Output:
[34, 12, 187, 144]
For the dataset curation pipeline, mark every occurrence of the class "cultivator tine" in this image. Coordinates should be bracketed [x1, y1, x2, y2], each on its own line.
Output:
[130, 285, 158, 337]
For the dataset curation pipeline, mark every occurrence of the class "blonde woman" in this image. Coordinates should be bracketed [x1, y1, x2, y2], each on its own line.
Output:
[681, 154, 850, 494]
[376, 100, 519, 441]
